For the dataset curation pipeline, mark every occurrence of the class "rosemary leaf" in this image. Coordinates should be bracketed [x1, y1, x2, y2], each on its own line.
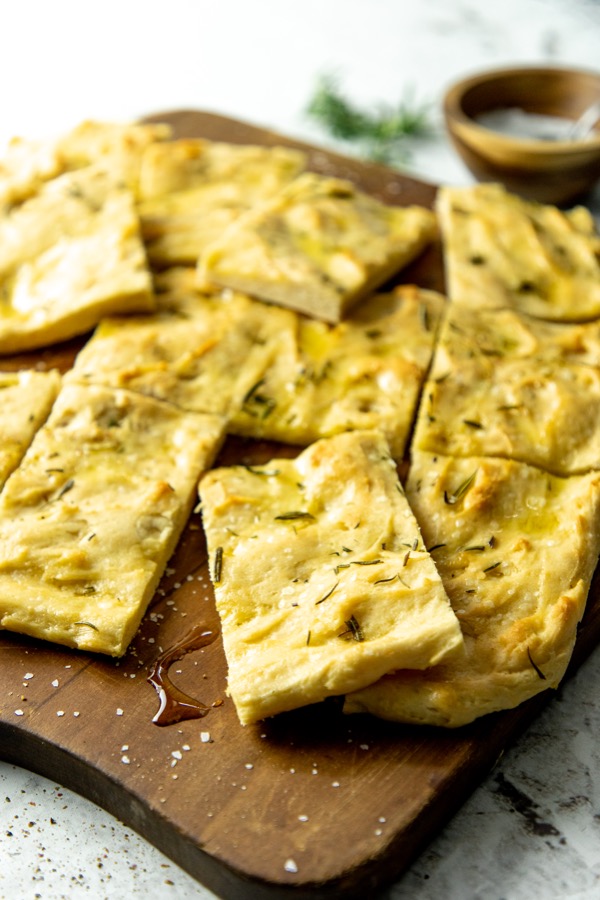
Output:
[374, 573, 400, 585]
[527, 647, 547, 680]
[444, 469, 478, 506]
[315, 581, 339, 605]
[275, 511, 315, 521]
[213, 546, 223, 584]
[55, 478, 75, 500]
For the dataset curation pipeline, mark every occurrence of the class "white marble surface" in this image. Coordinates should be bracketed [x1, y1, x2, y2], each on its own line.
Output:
[2, 1, 600, 898]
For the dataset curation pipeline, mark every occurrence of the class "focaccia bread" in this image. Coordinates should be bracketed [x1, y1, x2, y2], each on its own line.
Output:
[0, 166, 154, 353]
[0, 369, 61, 489]
[230, 285, 445, 459]
[0, 383, 225, 656]
[0, 120, 171, 213]
[199, 431, 463, 725]
[65, 282, 289, 419]
[412, 304, 600, 475]
[345, 451, 600, 727]
[198, 172, 437, 322]
[437, 182, 600, 321]
[55, 119, 172, 195]
[138, 139, 306, 266]
[0, 136, 63, 209]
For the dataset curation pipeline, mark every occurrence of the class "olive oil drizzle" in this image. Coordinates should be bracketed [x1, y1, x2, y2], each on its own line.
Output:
[147, 625, 219, 726]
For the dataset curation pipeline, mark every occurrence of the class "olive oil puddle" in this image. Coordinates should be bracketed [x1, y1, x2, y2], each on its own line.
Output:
[148, 625, 218, 726]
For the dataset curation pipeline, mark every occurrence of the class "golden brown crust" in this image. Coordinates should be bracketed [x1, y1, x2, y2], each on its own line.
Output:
[344, 451, 600, 726]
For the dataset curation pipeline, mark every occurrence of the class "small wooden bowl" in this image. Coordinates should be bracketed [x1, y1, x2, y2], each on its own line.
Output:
[443, 65, 600, 204]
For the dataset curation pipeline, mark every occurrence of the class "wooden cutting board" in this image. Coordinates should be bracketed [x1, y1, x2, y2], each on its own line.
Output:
[2, 110, 600, 900]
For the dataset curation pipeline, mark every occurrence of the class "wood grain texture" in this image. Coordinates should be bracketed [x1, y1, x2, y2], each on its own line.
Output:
[1, 110, 600, 900]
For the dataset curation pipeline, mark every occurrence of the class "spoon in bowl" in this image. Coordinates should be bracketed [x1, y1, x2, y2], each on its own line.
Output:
[569, 100, 600, 141]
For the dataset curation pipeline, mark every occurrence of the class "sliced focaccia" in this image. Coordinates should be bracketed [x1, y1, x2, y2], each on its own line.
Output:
[65, 281, 288, 419]
[0, 369, 61, 489]
[0, 166, 154, 353]
[198, 172, 437, 322]
[55, 119, 172, 195]
[412, 304, 600, 475]
[0, 383, 225, 656]
[230, 285, 445, 459]
[0, 136, 63, 209]
[199, 431, 463, 725]
[0, 120, 171, 212]
[345, 451, 600, 727]
[437, 182, 600, 321]
[138, 139, 306, 266]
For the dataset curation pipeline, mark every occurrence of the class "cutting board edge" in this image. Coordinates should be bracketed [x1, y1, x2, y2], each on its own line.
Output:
[0, 672, 572, 900]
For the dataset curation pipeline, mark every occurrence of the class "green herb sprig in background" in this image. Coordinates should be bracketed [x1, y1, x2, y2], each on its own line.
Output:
[306, 73, 432, 165]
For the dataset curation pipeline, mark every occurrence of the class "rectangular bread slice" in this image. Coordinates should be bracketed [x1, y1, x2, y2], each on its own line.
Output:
[412, 303, 600, 475]
[198, 172, 437, 322]
[0, 383, 225, 656]
[0, 166, 154, 354]
[199, 430, 463, 725]
[437, 182, 600, 321]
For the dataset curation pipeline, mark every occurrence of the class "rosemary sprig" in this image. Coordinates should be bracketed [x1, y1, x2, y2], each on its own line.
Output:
[306, 74, 431, 164]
